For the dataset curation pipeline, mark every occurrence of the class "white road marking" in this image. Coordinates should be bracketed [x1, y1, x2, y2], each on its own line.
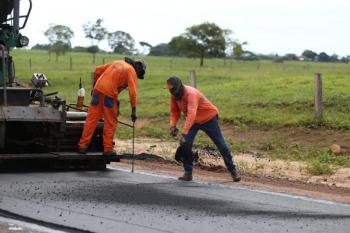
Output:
[0, 216, 67, 233]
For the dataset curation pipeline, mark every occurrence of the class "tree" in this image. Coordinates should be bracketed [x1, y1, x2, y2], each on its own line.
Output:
[149, 43, 177, 56]
[302, 50, 317, 61]
[44, 24, 74, 61]
[139, 41, 152, 55]
[82, 19, 107, 63]
[31, 44, 51, 51]
[283, 53, 298, 61]
[108, 31, 135, 54]
[330, 54, 339, 63]
[317, 52, 330, 62]
[340, 56, 349, 63]
[170, 22, 227, 67]
[232, 41, 248, 59]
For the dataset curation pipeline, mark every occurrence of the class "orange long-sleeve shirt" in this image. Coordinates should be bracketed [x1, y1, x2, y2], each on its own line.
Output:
[170, 85, 219, 134]
[94, 61, 137, 107]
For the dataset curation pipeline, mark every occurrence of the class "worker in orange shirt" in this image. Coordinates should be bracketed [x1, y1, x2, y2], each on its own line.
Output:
[79, 57, 146, 156]
[166, 76, 240, 182]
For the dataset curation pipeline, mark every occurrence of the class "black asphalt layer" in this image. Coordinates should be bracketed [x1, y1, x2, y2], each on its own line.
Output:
[0, 168, 349, 233]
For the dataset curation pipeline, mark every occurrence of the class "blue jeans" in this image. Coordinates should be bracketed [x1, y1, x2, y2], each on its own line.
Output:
[183, 116, 237, 173]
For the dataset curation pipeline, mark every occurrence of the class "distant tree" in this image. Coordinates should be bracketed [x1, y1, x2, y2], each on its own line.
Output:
[302, 50, 317, 61]
[283, 53, 299, 61]
[240, 51, 258, 61]
[31, 44, 51, 51]
[82, 19, 107, 63]
[330, 54, 339, 63]
[72, 46, 87, 53]
[44, 24, 74, 61]
[139, 41, 152, 55]
[317, 52, 330, 62]
[108, 31, 135, 54]
[232, 41, 248, 60]
[340, 56, 349, 63]
[149, 43, 177, 56]
[169, 22, 227, 67]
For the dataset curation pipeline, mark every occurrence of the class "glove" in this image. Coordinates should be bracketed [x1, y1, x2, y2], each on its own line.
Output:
[179, 134, 186, 145]
[131, 107, 137, 122]
[170, 126, 179, 137]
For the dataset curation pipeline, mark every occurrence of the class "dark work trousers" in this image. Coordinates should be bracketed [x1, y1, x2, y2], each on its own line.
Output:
[183, 116, 237, 173]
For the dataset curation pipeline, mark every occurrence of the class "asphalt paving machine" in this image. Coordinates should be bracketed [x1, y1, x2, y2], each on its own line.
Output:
[0, 0, 119, 170]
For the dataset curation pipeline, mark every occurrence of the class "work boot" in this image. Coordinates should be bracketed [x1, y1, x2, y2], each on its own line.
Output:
[103, 151, 117, 156]
[178, 172, 193, 181]
[78, 147, 87, 154]
[230, 170, 241, 182]
[103, 150, 120, 162]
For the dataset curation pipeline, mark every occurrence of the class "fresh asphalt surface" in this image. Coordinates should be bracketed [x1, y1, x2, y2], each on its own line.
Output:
[0, 168, 349, 233]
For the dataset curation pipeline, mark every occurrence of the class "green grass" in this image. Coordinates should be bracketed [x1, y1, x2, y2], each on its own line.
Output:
[12, 49, 350, 130]
[306, 160, 334, 176]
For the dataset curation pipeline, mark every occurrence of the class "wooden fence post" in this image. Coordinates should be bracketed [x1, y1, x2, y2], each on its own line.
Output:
[29, 58, 32, 71]
[314, 73, 323, 120]
[69, 56, 73, 71]
[189, 70, 197, 88]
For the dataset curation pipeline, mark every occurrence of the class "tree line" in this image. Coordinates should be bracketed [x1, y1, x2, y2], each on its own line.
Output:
[32, 20, 350, 66]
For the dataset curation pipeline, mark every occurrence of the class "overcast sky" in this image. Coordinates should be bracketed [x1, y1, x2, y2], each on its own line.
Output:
[20, 0, 349, 56]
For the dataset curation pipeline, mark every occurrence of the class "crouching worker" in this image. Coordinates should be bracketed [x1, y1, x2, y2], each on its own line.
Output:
[166, 76, 240, 182]
[79, 57, 146, 156]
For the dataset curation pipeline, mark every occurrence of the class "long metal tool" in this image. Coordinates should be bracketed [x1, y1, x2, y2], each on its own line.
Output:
[131, 122, 135, 173]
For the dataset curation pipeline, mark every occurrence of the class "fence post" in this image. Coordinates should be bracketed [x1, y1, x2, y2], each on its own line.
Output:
[69, 56, 73, 71]
[29, 57, 32, 71]
[102, 57, 105, 64]
[189, 70, 197, 88]
[314, 73, 323, 120]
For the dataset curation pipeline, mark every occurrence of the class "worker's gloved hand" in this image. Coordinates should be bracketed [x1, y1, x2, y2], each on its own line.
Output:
[179, 134, 186, 145]
[131, 107, 137, 122]
[170, 126, 179, 137]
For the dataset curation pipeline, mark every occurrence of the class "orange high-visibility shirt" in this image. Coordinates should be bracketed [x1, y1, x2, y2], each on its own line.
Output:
[94, 61, 137, 107]
[170, 85, 219, 134]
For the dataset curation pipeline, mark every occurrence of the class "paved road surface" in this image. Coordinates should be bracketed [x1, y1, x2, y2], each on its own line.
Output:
[0, 168, 349, 233]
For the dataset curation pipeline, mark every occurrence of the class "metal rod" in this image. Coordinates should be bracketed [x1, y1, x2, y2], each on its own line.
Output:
[1, 45, 7, 106]
[131, 122, 135, 173]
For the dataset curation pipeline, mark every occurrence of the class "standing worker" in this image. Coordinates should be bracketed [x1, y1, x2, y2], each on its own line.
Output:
[78, 57, 146, 156]
[166, 76, 241, 182]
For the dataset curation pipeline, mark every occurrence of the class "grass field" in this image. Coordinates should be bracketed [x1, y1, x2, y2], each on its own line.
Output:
[13, 50, 350, 129]
[11, 49, 350, 174]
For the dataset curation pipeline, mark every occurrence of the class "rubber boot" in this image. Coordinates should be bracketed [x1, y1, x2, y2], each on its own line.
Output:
[178, 172, 193, 181]
[103, 150, 117, 156]
[231, 170, 241, 182]
[78, 147, 87, 154]
[103, 150, 120, 162]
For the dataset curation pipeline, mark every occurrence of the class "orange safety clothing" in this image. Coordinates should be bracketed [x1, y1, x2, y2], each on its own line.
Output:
[79, 61, 137, 151]
[94, 61, 137, 107]
[79, 94, 118, 152]
[170, 85, 219, 134]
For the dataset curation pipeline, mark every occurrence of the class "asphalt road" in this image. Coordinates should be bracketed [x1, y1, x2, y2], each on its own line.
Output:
[0, 168, 349, 233]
